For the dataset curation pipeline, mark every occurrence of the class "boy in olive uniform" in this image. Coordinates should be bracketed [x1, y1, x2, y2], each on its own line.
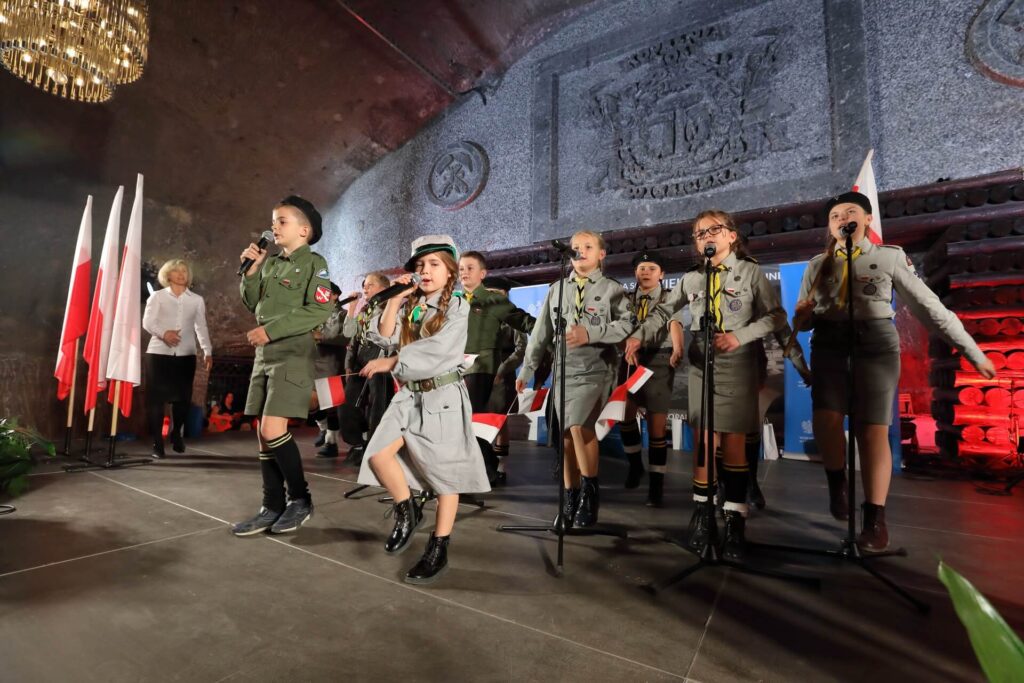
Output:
[458, 252, 535, 482]
[232, 196, 335, 536]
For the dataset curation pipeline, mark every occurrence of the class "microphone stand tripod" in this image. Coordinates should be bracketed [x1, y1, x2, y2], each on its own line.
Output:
[646, 248, 817, 594]
[497, 249, 626, 577]
[748, 228, 929, 614]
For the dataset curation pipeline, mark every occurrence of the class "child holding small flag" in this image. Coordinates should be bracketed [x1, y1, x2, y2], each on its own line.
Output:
[231, 196, 334, 537]
[626, 210, 786, 562]
[517, 230, 632, 529]
[357, 235, 489, 585]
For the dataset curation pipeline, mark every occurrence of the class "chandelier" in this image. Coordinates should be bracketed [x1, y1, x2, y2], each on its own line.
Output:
[0, 0, 149, 103]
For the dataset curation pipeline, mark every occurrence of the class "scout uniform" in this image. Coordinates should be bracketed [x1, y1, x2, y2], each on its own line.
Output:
[338, 298, 394, 458]
[311, 291, 348, 457]
[241, 243, 335, 418]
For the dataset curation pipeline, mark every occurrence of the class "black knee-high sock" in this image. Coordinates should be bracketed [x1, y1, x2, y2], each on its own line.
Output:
[693, 478, 709, 502]
[648, 434, 667, 473]
[267, 433, 310, 502]
[493, 442, 509, 472]
[620, 421, 642, 466]
[721, 462, 749, 516]
[259, 450, 286, 512]
[171, 401, 188, 438]
[745, 432, 760, 481]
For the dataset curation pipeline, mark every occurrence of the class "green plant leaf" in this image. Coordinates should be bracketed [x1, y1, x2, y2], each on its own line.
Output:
[938, 561, 1024, 683]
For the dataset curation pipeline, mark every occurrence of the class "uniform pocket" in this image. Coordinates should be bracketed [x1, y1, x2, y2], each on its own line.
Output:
[856, 275, 892, 302]
[282, 363, 312, 391]
[418, 388, 461, 444]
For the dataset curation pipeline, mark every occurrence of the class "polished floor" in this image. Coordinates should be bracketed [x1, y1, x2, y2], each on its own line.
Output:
[2, 431, 1022, 682]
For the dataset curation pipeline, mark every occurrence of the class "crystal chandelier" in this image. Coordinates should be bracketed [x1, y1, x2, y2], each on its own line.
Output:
[0, 0, 149, 103]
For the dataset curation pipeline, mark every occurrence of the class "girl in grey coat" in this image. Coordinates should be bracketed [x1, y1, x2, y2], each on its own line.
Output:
[358, 235, 490, 585]
[517, 230, 633, 529]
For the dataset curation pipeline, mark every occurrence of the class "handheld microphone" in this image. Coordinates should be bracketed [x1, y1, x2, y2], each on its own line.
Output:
[337, 294, 359, 307]
[238, 230, 275, 276]
[839, 221, 858, 237]
[552, 239, 582, 260]
[368, 273, 422, 306]
[703, 244, 717, 258]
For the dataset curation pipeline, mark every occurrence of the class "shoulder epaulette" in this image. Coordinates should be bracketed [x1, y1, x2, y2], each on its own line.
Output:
[687, 263, 702, 272]
[738, 255, 760, 264]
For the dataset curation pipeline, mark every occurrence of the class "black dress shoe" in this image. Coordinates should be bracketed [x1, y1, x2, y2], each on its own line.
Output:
[686, 501, 716, 551]
[405, 533, 450, 584]
[314, 430, 327, 447]
[269, 498, 314, 534]
[151, 443, 165, 460]
[492, 471, 507, 487]
[553, 488, 579, 531]
[315, 442, 338, 458]
[748, 479, 767, 510]
[721, 510, 747, 563]
[574, 476, 601, 527]
[171, 432, 185, 454]
[385, 496, 423, 554]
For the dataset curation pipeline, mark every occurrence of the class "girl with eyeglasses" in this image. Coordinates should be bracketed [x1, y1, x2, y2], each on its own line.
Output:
[626, 210, 788, 562]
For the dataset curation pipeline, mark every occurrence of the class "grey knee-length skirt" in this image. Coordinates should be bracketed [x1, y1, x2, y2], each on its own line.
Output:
[357, 382, 491, 495]
[548, 362, 616, 434]
[687, 343, 759, 435]
[810, 319, 901, 425]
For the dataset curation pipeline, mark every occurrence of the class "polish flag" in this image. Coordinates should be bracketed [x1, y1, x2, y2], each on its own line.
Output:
[55, 196, 93, 400]
[463, 353, 479, 366]
[472, 413, 507, 444]
[595, 366, 654, 440]
[106, 174, 144, 417]
[516, 387, 549, 415]
[83, 187, 123, 413]
[852, 149, 883, 245]
[314, 375, 346, 409]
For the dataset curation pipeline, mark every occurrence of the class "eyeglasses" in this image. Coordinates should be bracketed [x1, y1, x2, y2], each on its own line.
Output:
[693, 224, 729, 240]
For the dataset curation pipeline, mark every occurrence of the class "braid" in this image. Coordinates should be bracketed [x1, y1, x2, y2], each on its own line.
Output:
[399, 291, 425, 347]
[422, 277, 455, 339]
[815, 234, 839, 300]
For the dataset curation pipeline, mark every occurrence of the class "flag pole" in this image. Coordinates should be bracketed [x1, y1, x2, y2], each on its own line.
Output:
[62, 339, 80, 456]
[106, 381, 121, 466]
[82, 407, 97, 462]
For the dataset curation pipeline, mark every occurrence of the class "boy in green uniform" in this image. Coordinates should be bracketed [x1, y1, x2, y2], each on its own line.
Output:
[458, 252, 535, 482]
[231, 196, 335, 536]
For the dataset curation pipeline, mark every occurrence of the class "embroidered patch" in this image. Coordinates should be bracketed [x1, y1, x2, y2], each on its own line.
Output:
[728, 299, 743, 312]
[724, 288, 738, 295]
[591, 315, 601, 325]
[863, 283, 878, 295]
[594, 296, 602, 301]
[317, 268, 329, 278]
[282, 278, 291, 286]
[586, 306, 598, 314]
[870, 263, 878, 269]
[314, 285, 331, 303]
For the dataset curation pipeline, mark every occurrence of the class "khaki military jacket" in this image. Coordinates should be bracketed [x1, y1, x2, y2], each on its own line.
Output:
[240, 244, 334, 364]
[461, 286, 535, 376]
[635, 252, 786, 347]
[799, 238, 987, 366]
[518, 268, 632, 386]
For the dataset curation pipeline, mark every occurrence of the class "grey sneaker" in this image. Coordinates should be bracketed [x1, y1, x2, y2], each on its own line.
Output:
[269, 498, 314, 534]
[231, 507, 282, 536]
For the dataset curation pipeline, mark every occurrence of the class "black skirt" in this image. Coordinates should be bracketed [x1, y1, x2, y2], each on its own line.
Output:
[145, 353, 197, 404]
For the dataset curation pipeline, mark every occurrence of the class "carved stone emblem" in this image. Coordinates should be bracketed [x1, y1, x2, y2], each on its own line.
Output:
[426, 141, 489, 210]
[967, 0, 1024, 87]
[581, 24, 793, 201]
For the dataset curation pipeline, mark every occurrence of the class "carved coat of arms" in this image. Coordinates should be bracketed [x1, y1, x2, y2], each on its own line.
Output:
[967, 0, 1024, 87]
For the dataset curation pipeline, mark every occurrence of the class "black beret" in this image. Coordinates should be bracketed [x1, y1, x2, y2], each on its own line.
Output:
[632, 250, 667, 270]
[329, 281, 342, 296]
[825, 191, 873, 216]
[483, 275, 521, 291]
[278, 195, 323, 245]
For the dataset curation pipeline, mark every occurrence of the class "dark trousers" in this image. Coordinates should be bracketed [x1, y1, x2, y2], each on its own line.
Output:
[147, 399, 188, 449]
[339, 375, 369, 446]
[464, 373, 498, 480]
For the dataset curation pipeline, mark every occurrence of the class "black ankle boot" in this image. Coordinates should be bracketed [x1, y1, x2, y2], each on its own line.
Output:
[686, 501, 716, 551]
[384, 496, 423, 554]
[646, 472, 664, 507]
[405, 533, 450, 584]
[748, 478, 766, 510]
[624, 455, 645, 489]
[857, 503, 890, 553]
[826, 468, 849, 521]
[554, 488, 579, 531]
[575, 476, 601, 527]
[721, 510, 747, 563]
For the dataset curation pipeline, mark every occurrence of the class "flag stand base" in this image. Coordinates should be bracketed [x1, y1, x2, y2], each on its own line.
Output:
[64, 437, 151, 472]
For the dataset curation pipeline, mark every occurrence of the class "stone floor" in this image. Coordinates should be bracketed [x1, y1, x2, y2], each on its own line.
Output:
[2, 431, 1022, 682]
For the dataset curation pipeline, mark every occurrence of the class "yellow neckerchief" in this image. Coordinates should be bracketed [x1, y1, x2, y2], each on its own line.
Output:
[708, 262, 729, 331]
[835, 245, 863, 309]
[634, 284, 660, 322]
[573, 275, 589, 323]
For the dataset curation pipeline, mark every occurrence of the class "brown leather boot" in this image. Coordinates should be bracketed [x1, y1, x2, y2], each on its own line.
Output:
[857, 503, 889, 553]
[826, 468, 849, 521]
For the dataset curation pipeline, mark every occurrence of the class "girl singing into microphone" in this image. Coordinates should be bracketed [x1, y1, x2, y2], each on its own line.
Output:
[626, 210, 787, 562]
[356, 235, 490, 585]
[795, 192, 995, 552]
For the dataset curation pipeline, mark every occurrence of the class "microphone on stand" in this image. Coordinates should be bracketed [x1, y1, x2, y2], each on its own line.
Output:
[552, 239, 582, 260]
[238, 230, 275, 276]
[839, 221, 858, 237]
[703, 244, 717, 258]
[367, 274, 422, 306]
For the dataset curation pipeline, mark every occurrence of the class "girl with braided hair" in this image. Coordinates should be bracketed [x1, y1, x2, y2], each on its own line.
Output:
[356, 235, 490, 584]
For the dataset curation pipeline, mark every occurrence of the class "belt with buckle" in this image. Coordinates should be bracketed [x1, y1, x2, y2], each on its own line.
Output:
[407, 370, 462, 393]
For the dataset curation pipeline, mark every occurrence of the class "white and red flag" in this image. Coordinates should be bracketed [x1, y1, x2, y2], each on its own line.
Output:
[54, 196, 93, 400]
[852, 149, 883, 245]
[595, 366, 654, 440]
[472, 413, 508, 444]
[83, 187, 123, 413]
[515, 387, 549, 415]
[106, 174, 144, 417]
[314, 375, 346, 409]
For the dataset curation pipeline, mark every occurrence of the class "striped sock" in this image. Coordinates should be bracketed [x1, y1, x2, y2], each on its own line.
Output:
[648, 435, 667, 474]
[258, 450, 286, 512]
[722, 461, 749, 517]
[267, 433, 310, 502]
